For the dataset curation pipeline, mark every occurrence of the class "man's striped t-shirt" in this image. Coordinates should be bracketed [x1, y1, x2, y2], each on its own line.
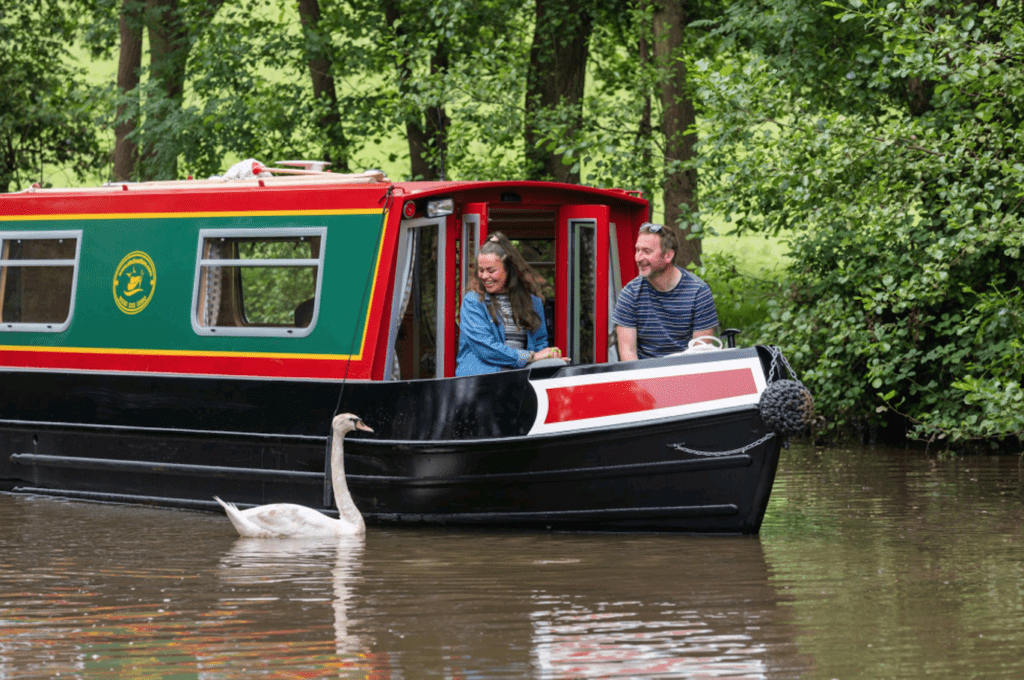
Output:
[612, 266, 719, 358]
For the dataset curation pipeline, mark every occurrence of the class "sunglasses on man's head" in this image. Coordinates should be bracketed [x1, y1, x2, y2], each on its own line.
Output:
[640, 222, 664, 233]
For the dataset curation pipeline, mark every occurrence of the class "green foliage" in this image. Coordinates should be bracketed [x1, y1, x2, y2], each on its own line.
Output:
[695, 0, 1024, 449]
[15, 0, 1023, 454]
[693, 251, 785, 332]
[0, 0, 107, 191]
[542, 1, 687, 209]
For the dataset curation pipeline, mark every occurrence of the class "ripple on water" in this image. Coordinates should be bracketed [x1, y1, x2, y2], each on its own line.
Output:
[2, 445, 1022, 679]
[760, 444, 1024, 680]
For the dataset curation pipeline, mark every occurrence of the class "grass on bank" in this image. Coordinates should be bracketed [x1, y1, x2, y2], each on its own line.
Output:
[699, 230, 789, 334]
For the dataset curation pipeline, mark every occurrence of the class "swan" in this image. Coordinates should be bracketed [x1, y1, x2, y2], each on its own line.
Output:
[214, 413, 371, 537]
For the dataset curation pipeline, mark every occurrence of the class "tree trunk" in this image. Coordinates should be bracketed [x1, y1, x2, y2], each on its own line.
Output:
[906, 77, 934, 117]
[140, 0, 189, 180]
[654, 0, 701, 267]
[114, 0, 143, 181]
[134, 0, 223, 180]
[524, 0, 593, 183]
[297, 0, 349, 172]
[383, 0, 447, 181]
[408, 43, 450, 181]
[637, 4, 653, 188]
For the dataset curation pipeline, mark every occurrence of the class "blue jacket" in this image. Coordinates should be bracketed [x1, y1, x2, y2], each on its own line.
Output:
[456, 291, 548, 376]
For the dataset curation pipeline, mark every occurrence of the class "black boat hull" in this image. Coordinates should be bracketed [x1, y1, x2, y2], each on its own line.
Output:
[344, 408, 779, 533]
[1, 348, 784, 533]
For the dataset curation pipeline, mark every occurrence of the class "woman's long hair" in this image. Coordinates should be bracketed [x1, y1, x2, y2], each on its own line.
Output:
[470, 232, 542, 332]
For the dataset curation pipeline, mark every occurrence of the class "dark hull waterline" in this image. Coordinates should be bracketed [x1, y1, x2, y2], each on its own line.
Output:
[1, 349, 784, 533]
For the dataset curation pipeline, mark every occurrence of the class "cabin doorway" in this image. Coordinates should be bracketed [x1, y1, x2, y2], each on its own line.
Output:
[471, 204, 560, 349]
[387, 216, 455, 380]
[388, 200, 616, 380]
[464, 203, 611, 366]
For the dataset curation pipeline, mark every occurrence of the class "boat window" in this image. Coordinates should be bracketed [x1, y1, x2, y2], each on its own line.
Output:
[608, 222, 623, 361]
[568, 220, 597, 364]
[0, 231, 82, 332]
[192, 228, 326, 337]
[460, 215, 479, 300]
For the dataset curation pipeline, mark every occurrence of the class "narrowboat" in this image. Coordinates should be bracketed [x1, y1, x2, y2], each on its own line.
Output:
[0, 162, 803, 533]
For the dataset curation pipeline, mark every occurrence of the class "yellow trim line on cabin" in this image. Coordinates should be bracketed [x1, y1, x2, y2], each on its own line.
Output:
[0, 209, 383, 221]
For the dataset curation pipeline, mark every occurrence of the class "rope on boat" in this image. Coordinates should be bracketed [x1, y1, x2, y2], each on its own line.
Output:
[668, 345, 815, 457]
[325, 186, 393, 508]
[333, 185, 394, 418]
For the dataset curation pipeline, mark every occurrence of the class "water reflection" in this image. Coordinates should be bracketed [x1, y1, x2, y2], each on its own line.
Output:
[762, 445, 1024, 679]
[346, 532, 804, 678]
[220, 537, 366, 652]
[2, 443, 1023, 678]
[524, 540, 800, 678]
[209, 531, 806, 678]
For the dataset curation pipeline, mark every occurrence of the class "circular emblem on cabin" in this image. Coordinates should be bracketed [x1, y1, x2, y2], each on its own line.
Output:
[112, 251, 157, 315]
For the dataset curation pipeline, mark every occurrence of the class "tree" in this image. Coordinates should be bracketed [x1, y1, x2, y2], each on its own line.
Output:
[524, 0, 595, 183]
[140, 0, 226, 180]
[0, 1, 105, 192]
[694, 0, 1024, 448]
[653, 0, 701, 265]
[113, 0, 143, 181]
[297, 0, 350, 172]
[382, 0, 451, 180]
[523, 0, 715, 266]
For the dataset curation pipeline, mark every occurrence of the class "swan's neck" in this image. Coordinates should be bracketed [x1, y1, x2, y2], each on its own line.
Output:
[331, 434, 365, 529]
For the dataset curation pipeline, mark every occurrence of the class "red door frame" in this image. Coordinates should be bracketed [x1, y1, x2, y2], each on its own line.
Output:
[556, 205, 610, 364]
[445, 203, 489, 377]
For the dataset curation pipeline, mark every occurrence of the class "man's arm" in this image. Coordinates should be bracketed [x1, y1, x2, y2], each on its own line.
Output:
[616, 325, 638, 361]
[690, 280, 719, 343]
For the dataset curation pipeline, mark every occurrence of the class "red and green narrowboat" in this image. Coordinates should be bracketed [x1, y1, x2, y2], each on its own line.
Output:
[0, 163, 795, 533]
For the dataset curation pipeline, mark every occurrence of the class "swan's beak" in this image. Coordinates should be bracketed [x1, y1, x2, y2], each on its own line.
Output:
[355, 420, 374, 433]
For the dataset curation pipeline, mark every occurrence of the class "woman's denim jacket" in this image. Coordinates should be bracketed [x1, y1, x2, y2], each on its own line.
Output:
[455, 291, 548, 376]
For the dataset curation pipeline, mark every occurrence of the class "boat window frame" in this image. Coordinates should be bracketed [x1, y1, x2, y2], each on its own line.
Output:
[608, 221, 623, 361]
[567, 218, 599, 364]
[384, 216, 448, 380]
[0, 229, 83, 333]
[461, 212, 482, 300]
[190, 226, 327, 338]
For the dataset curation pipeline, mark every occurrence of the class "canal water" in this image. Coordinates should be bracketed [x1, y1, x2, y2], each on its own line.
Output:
[1, 443, 1022, 679]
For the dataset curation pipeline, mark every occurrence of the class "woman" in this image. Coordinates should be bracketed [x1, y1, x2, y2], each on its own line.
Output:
[456, 232, 565, 376]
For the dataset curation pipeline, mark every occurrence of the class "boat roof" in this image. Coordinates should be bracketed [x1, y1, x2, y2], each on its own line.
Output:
[2, 170, 646, 210]
[392, 180, 645, 205]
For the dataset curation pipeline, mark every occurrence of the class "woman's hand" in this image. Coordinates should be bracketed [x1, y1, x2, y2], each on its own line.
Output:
[532, 347, 567, 362]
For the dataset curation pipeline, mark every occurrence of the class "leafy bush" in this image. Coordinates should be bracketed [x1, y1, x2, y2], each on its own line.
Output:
[695, 0, 1024, 450]
[694, 251, 785, 334]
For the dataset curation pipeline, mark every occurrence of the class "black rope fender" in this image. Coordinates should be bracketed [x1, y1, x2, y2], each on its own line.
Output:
[668, 345, 814, 457]
[759, 346, 815, 439]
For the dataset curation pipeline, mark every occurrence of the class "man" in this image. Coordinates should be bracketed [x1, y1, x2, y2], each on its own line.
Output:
[613, 222, 718, 360]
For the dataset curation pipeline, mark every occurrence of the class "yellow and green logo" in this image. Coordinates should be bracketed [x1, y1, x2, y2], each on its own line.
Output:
[113, 251, 157, 315]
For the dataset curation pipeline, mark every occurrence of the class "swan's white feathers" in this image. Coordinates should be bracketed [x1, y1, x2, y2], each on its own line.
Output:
[214, 413, 370, 538]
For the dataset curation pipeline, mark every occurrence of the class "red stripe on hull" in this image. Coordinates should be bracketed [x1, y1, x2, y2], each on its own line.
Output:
[544, 368, 758, 424]
[2, 349, 361, 380]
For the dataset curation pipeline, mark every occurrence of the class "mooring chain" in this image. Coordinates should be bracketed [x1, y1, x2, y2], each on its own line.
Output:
[668, 431, 777, 458]
[766, 344, 800, 385]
